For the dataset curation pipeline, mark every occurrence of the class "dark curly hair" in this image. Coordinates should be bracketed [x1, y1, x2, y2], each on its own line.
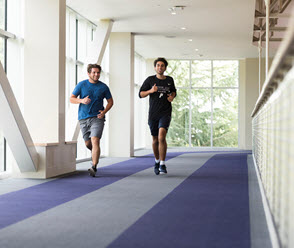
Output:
[87, 64, 101, 73]
[153, 57, 168, 67]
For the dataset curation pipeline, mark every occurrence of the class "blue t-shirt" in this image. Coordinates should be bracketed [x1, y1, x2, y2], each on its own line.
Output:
[72, 79, 112, 120]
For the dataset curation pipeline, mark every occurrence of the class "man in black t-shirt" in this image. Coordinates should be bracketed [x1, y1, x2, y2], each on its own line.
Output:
[139, 57, 177, 175]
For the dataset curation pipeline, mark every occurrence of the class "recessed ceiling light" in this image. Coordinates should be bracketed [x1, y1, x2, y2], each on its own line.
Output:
[181, 27, 187, 30]
[195, 48, 199, 51]
[169, 6, 186, 15]
[174, 6, 186, 10]
[188, 39, 193, 42]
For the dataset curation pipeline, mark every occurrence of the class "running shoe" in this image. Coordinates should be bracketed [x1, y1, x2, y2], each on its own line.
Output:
[159, 164, 167, 174]
[88, 166, 97, 177]
[154, 162, 160, 175]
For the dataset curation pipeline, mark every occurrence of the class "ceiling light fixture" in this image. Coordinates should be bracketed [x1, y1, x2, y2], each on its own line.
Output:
[181, 27, 187, 30]
[188, 39, 193, 42]
[195, 48, 199, 51]
[169, 5, 186, 15]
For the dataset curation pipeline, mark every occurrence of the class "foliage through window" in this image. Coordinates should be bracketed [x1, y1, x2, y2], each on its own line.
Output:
[166, 60, 238, 148]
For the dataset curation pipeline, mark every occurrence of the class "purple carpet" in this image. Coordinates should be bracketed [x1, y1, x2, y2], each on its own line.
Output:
[108, 153, 251, 248]
[0, 152, 184, 230]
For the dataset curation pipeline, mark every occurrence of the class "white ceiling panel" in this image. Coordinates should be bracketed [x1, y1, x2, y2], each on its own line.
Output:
[67, 0, 285, 59]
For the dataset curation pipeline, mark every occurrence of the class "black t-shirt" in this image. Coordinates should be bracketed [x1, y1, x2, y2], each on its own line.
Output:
[139, 75, 177, 120]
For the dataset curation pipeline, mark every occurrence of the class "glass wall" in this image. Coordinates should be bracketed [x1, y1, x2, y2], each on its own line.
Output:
[166, 60, 239, 147]
[0, 0, 6, 172]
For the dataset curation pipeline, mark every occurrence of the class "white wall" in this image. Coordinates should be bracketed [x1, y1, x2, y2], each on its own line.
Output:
[239, 58, 272, 149]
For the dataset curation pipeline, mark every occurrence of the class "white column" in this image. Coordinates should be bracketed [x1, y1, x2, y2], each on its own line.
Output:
[238, 60, 246, 149]
[108, 33, 134, 157]
[239, 58, 271, 149]
[144, 59, 156, 149]
[23, 0, 65, 143]
[58, 0, 66, 144]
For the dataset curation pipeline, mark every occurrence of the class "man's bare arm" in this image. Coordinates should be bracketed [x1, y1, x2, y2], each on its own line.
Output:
[98, 98, 114, 119]
[140, 84, 158, 98]
[70, 94, 91, 105]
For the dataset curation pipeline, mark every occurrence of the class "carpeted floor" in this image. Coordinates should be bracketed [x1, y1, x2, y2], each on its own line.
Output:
[0, 151, 271, 248]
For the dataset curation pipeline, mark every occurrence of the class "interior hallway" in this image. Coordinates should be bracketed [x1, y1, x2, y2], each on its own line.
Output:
[0, 150, 271, 248]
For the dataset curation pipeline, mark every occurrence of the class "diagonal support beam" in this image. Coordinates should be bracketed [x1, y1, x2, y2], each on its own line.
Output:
[0, 62, 38, 172]
[97, 20, 114, 65]
[280, 0, 292, 13]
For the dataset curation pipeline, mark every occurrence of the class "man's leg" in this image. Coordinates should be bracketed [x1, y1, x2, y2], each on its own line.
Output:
[91, 136, 100, 167]
[152, 136, 160, 175]
[85, 140, 92, 151]
[158, 127, 168, 174]
[87, 117, 105, 177]
[158, 127, 167, 161]
[152, 136, 159, 160]
[87, 136, 100, 177]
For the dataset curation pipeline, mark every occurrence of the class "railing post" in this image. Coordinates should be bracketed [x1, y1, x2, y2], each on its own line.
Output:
[264, 0, 270, 79]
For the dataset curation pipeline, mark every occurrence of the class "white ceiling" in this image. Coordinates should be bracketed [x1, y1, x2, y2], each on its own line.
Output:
[67, 0, 283, 59]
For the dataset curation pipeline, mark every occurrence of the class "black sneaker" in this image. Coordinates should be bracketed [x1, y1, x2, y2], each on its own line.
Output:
[159, 164, 167, 174]
[88, 166, 97, 177]
[154, 162, 160, 175]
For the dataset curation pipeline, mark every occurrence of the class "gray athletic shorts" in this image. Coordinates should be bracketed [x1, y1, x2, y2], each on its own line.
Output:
[79, 117, 105, 141]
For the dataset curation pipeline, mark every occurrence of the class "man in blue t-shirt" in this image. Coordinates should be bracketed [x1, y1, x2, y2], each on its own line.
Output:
[70, 64, 113, 177]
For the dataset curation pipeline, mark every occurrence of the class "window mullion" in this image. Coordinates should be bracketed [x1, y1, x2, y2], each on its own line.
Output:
[211, 60, 213, 147]
[75, 18, 78, 85]
[189, 60, 192, 147]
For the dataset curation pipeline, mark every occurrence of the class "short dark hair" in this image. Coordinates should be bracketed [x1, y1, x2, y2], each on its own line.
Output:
[87, 64, 101, 73]
[154, 57, 168, 67]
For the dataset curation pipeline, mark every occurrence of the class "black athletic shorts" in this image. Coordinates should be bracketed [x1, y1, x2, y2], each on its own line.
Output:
[148, 115, 171, 136]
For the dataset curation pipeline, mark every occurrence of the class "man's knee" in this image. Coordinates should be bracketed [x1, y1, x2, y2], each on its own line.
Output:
[158, 128, 167, 143]
[85, 140, 92, 150]
[91, 137, 100, 147]
[158, 136, 166, 143]
[152, 136, 159, 145]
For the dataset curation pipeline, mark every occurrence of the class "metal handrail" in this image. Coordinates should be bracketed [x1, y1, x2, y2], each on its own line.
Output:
[251, 8, 294, 117]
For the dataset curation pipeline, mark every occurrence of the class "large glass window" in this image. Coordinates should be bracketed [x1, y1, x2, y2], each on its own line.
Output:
[167, 88, 190, 147]
[0, 0, 5, 30]
[166, 60, 239, 148]
[0, 132, 4, 172]
[0, 0, 6, 172]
